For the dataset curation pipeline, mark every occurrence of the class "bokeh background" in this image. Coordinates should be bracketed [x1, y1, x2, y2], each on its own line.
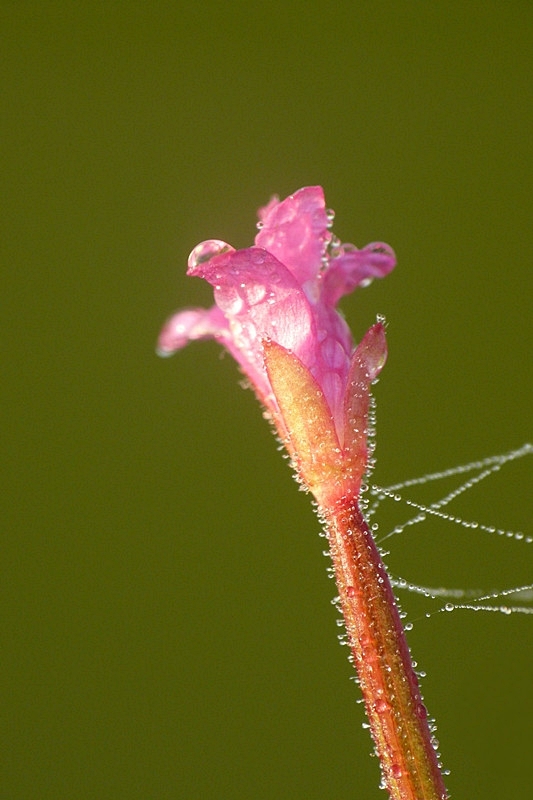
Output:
[3, 3, 532, 798]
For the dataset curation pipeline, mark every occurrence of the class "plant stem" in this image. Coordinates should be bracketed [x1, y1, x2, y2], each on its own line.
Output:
[323, 498, 448, 800]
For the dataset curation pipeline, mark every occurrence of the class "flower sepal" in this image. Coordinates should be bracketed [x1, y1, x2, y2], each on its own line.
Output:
[263, 320, 387, 508]
[263, 339, 343, 506]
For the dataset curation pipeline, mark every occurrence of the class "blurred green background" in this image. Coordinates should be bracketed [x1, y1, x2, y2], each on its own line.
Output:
[3, 2, 532, 798]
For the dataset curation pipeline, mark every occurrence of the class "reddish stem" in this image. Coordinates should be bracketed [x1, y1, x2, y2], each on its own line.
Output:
[323, 498, 448, 800]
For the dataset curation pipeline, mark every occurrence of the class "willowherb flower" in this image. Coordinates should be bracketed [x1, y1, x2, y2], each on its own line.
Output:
[158, 186, 395, 507]
[159, 187, 450, 800]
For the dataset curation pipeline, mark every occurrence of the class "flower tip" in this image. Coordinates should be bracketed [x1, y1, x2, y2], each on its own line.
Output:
[156, 343, 174, 358]
[156, 316, 186, 357]
[363, 242, 397, 277]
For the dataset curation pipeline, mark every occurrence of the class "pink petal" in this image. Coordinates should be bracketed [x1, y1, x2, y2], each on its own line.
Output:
[255, 186, 331, 284]
[189, 245, 316, 372]
[322, 243, 396, 306]
[157, 306, 229, 356]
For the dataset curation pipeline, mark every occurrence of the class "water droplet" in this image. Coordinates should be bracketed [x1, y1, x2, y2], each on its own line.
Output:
[346, 585, 357, 598]
[188, 239, 235, 269]
[243, 283, 267, 306]
[375, 699, 389, 714]
[391, 763, 402, 779]
[217, 286, 243, 314]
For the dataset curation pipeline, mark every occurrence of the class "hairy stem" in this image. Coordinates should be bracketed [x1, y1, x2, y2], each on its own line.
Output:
[323, 499, 448, 800]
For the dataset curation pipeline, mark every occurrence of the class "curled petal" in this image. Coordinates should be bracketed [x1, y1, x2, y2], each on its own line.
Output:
[255, 186, 331, 284]
[322, 243, 396, 306]
[157, 307, 229, 356]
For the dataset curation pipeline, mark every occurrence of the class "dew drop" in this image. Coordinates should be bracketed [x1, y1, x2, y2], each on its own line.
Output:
[251, 249, 266, 265]
[188, 239, 235, 268]
[217, 286, 243, 314]
[242, 283, 267, 306]
[391, 763, 402, 779]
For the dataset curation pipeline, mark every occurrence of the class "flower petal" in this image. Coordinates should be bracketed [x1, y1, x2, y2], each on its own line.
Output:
[322, 243, 396, 306]
[255, 186, 331, 284]
[157, 306, 229, 356]
[189, 245, 317, 374]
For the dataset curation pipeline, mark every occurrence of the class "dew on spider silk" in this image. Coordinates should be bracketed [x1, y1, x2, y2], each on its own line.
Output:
[368, 445, 533, 627]
[370, 448, 532, 550]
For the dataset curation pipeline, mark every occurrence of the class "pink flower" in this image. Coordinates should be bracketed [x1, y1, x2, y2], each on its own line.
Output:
[157, 191, 450, 800]
[158, 186, 395, 505]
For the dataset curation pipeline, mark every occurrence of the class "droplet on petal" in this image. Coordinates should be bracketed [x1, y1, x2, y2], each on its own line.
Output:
[242, 283, 267, 306]
[216, 285, 244, 315]
[188, 239, 235, 270]
[364, 242, 395, 258]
